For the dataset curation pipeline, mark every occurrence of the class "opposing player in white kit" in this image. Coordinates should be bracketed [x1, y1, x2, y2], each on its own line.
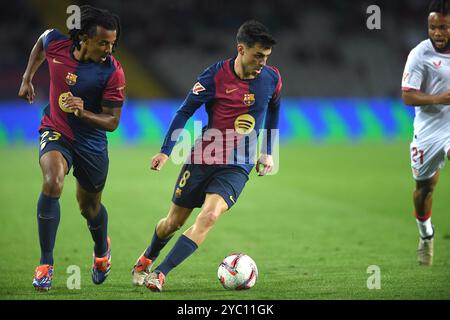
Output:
[401, 0, 450, 266]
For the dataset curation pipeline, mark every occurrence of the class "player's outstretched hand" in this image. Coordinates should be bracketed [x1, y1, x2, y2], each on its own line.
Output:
[18, 80, 35, 104]
[256, 154, 273, 176]
[151, 153, 169, 171]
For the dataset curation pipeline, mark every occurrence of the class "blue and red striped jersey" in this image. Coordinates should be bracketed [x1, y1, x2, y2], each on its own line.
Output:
[40, 29, 126, 153]
[161, 58, 282, 173]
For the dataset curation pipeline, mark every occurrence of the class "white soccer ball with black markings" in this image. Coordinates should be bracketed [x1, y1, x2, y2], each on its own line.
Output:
[217, 253, 258, 290]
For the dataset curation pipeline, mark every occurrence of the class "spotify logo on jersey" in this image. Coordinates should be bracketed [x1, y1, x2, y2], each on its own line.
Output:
[234, 114, 255, 135]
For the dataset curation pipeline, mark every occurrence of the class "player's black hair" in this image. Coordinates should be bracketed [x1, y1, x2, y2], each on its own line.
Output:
[429, 0, 450, 15]
[236, 20, 276, 48]
[68, 5, 121, 51]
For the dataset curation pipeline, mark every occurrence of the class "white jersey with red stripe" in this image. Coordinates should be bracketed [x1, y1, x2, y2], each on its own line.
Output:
[402, 39, 450, 143]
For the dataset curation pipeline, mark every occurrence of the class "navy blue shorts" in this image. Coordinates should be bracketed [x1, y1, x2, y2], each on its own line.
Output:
[38, 128, 109, 193]
[172, 164, 249, 209]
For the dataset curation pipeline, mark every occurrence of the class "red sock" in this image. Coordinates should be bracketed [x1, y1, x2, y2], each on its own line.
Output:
[414, 210, 432, 222]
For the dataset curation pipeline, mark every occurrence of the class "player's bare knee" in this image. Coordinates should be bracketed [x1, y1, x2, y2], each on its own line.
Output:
[163, 207, 191, 234]
[414, 184, 435, 200]
[42, 174, 64, 197]
[197, 210, 220, 229]
[420, 182, 436, 193]
[165, 218, 183, 234]
[80, 208, 98, 220]
[79, 202, 100, 220]
[157, 217, 180, 237]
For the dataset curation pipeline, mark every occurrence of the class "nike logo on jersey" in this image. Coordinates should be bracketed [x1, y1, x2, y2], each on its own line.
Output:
[52, 58, 64, 64]
[433, 60, 442, 68]
[229, 195, 235, 204]
[226, 88, 239, 94]
[192, 82, 206, 95]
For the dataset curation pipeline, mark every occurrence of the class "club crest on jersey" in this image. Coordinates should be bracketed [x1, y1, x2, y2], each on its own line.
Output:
[234, 113, 255, 135]
[192, 82, 206, 95]
[65, 72, 78, 86]
[243, 93, 255, 106]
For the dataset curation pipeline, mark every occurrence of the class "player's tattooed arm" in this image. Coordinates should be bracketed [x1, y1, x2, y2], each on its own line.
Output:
[18, 33, 46, 103]
[402, 89, 450, 106]
[64, 93, 121, 132]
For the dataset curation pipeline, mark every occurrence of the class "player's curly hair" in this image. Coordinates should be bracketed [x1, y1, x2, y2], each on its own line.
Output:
[236, 20, 276, 48]
[68, 5, 121, 51]
[429, 0, 450, 15]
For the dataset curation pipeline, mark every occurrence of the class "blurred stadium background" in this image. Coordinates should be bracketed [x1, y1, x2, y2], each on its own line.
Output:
[0, 0, 428, 145]
[1, 0, 450, 300]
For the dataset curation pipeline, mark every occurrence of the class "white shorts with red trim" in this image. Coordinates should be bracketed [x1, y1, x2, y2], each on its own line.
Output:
[410, 137, 450, 181]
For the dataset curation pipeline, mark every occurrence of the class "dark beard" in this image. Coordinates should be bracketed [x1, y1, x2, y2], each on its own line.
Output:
[430, 38, 450, 52]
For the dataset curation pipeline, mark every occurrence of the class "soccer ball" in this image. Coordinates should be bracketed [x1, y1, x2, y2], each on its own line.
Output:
[217, 253, 258, 290]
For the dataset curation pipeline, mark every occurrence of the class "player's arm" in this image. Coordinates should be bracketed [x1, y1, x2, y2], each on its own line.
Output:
[402, 89, 450, 106]
[151, 96, 204, 171]
[18, 32, 46, 103]
[400, 46, 450, 106]
[83, 106, 122, 131]
[257, 105, 278, 176]
[63, 94, 121, 131]
[152, 67, 216, 171]
[257, 71, 282, 176]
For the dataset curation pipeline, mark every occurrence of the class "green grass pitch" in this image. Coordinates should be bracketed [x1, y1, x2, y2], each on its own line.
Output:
[0, 143, 449, 300]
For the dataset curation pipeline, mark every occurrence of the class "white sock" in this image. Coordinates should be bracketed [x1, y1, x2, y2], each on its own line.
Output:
[416, 218, 434, 239]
